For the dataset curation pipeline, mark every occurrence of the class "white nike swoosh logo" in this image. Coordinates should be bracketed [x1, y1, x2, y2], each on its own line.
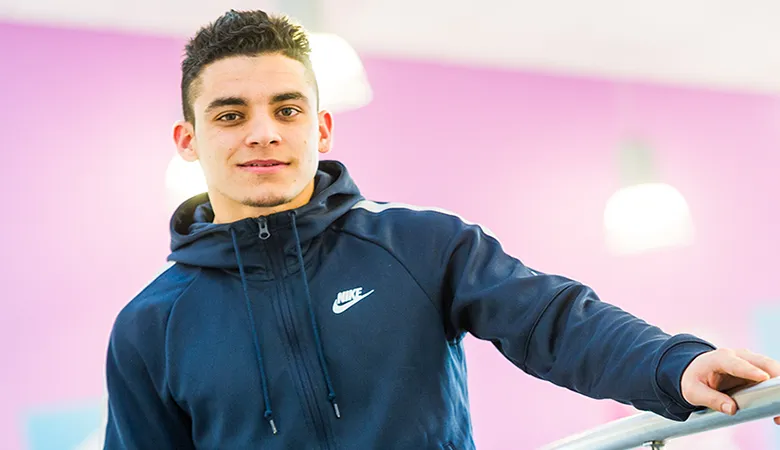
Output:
[332, 289, 375, 314]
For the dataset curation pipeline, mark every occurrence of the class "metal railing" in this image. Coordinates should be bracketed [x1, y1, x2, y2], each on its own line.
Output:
[540, 377, 780, 450]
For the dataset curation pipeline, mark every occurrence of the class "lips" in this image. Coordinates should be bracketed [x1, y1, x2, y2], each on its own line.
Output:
[238, 160, 288, 167]
[236, 159, 290, 175]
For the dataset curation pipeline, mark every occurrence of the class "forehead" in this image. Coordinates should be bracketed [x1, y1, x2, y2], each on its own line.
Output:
[193, 53, 315, 107]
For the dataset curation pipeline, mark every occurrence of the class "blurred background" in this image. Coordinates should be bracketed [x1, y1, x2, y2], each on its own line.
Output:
[1, 0, 779, 448]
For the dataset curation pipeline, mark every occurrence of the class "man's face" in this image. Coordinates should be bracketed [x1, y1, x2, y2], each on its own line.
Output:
[174, 53, 332, 220]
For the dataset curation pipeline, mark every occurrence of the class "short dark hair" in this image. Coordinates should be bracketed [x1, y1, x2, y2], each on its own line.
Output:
[181, 9, 319, 123]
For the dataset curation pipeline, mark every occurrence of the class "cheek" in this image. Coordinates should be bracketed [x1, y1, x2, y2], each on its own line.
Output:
[212, 129, 238, 149]
[201, 132, 240, 160]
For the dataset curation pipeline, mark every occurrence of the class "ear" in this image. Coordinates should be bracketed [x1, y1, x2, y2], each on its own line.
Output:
[173, 120, 198, 162]
[317, 110, 334, 155]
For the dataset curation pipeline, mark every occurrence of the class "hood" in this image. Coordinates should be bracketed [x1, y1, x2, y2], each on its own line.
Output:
[168, 160, 362, 270]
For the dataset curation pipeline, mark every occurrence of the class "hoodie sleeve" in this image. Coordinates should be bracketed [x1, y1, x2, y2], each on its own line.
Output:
[438, 220, 715, 421]
[104, 304, 194, 450]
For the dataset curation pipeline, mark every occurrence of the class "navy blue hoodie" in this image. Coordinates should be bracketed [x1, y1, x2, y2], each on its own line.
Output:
[104, 160, 715, 450]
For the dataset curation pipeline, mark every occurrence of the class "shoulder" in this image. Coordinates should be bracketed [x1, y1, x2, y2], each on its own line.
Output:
[110, 262, 200, 349]
[344, 199, 498, 240]
[343, 199, 501, 245]
[337, 200, 501, 266]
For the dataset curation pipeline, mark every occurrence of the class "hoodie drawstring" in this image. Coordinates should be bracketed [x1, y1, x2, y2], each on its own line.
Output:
[289, 211, 341, 419]
[230, 228, 278, 435]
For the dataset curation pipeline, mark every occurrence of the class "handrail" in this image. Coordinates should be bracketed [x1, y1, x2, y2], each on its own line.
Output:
[540, 377, 780, 450]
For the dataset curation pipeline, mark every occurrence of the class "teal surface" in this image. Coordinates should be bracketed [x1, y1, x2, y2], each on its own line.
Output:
[23, 401, 103, 450]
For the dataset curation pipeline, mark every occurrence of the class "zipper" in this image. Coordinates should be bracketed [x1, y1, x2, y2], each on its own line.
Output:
[258, 217, 271, 240]
[258, 218, 331, 449]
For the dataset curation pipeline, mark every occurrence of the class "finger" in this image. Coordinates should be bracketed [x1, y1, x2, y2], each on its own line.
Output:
[687, 382, 738, 415]
[775, 416, 780, 426]
[735, 349, 780, 378]
[722, 354, 771, 383]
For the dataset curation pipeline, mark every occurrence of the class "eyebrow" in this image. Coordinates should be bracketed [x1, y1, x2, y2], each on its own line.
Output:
[270, 91, 308, 104]
[204, 96, 247, 113]
[204, 91, 309, 114]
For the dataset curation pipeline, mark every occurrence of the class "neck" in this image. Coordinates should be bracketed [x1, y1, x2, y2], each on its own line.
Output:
[211, 180, 315, 224]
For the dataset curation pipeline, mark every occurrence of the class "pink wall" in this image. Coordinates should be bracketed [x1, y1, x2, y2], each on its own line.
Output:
[1, 21, 778, 449]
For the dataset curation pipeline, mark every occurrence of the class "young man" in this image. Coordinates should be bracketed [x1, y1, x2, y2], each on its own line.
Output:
[104, 9, 780, 450]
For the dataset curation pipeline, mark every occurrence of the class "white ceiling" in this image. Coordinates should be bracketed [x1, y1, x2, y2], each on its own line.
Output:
[3, 0, 780, 94]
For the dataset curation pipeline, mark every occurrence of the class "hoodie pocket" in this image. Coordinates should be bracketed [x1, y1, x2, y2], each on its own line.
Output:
[441, 442, 457, 450]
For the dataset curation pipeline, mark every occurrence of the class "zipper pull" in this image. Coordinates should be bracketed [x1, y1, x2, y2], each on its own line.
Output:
[258, 218, 271, 240]
[332, 401, 341, 419]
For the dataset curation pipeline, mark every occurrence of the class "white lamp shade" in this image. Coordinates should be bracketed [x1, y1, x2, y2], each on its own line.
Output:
[604, 182, 695, 255]
[308, 33, 372, 112]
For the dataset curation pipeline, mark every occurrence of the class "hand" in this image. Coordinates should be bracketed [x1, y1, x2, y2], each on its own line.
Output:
[681, 348, 780, 425]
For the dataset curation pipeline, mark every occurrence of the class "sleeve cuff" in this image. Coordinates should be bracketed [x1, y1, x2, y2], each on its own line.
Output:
[653, 334, 716, 420]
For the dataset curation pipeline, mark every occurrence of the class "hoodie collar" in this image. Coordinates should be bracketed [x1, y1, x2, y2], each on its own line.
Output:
[168, 160, 362, 271]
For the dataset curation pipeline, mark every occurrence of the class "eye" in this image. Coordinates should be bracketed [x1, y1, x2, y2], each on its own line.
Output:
[217, 113, 241, 122]
[277, 107, 301, 119]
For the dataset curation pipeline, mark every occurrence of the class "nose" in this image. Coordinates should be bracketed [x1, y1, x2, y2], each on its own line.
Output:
[245, 114, 281, 147]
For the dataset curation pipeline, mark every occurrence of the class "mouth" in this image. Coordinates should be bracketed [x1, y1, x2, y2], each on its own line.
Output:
[236, 159, 290, 174]
[237, 160, 289, 168]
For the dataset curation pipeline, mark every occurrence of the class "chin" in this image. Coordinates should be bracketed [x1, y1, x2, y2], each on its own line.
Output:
[234, 181, 309, 209]
[242, 196, 292, 209]
[237, 188, 299, 208]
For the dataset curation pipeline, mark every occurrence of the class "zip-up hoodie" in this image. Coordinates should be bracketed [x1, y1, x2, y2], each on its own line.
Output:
[104, 160, 715, 450]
